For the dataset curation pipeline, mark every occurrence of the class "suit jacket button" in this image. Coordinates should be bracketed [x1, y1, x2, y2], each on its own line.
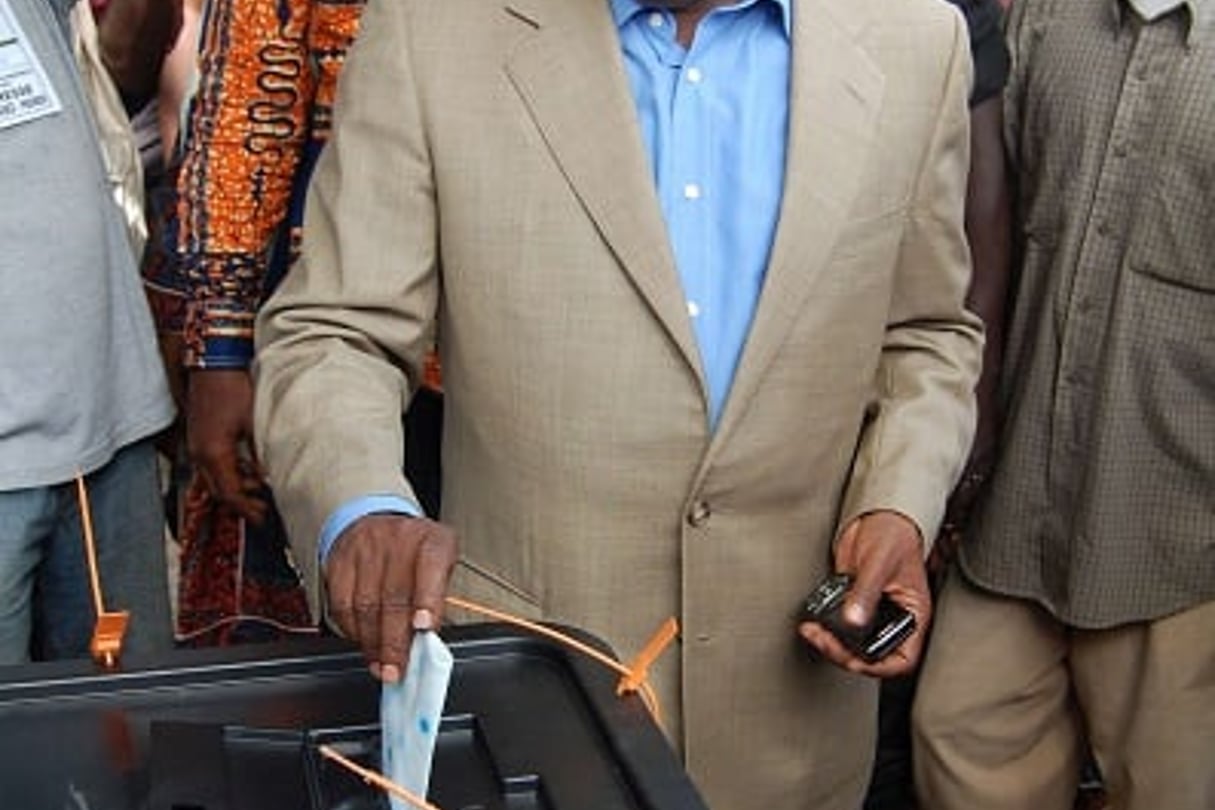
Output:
[687, 501, 711, 528]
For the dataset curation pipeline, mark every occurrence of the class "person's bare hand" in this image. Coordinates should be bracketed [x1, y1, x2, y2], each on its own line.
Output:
[324, 514, 458, 682]
[187, 369, 267, 523]
[799, 511, 932, 678]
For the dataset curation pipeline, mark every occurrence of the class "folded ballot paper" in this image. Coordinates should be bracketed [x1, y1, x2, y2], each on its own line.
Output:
[381, 631, 454, 807]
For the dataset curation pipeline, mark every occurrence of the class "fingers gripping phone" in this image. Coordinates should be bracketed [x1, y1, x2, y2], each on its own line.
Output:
[801, 573, 916, 663]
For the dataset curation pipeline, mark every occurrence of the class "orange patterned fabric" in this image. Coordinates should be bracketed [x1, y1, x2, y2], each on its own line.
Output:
[175, 475, 316, 646]
[172, 0, 365, 647]
[176, 0, 362, 369]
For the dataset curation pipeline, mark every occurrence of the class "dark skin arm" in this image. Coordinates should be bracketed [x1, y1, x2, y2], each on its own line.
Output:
[962, 95, 1012, 482]
[96, 0, 184, 107]
[187, 369, 268, 524]
[932, 94, 1012, 567]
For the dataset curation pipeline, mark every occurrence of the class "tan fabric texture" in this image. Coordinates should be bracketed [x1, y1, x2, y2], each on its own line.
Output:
[914, 575, 1215, 810]
[69, 0, 147, 258]
[960, 0, 1215, 627]
[253, 0, 981, 807]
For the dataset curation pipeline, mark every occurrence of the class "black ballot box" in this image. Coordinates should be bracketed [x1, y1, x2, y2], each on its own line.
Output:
[0, 623, 708, 810]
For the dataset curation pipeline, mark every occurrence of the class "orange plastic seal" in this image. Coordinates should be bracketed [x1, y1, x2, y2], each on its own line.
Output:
[616, 616, 679, 699]
[76, 474, 129, 668]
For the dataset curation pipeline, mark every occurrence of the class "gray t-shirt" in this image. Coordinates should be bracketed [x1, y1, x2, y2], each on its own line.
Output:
[0, 0, 174, 489]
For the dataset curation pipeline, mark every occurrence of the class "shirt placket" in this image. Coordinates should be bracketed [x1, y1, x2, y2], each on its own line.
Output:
[1047, 19, 1173, 501]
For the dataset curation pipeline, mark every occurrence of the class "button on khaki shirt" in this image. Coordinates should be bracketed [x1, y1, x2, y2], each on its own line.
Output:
[961, 0, 1215, 627]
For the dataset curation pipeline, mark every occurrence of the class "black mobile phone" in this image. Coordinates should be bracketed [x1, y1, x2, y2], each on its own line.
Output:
[800, 573, 916, 663]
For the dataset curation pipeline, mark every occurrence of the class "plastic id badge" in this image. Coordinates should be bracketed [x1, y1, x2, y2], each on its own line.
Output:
[0, 0, 63, 130]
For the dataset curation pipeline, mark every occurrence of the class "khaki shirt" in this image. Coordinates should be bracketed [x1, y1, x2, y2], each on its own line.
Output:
[961, 0, 1215, 627]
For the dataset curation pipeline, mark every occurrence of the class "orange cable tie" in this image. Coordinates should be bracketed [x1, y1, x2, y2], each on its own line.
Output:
[75, 473, 129, 668]
[444, 595, 666, 723]
[616, 616, 679, 698]
[319, 744, 443, 810]
[75, 474, 106, 618]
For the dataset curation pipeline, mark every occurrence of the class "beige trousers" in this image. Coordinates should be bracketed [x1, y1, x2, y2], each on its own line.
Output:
[912, 573, 1215, 810]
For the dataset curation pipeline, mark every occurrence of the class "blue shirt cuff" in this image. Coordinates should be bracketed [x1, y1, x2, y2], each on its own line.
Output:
[318, 494, 423, 563]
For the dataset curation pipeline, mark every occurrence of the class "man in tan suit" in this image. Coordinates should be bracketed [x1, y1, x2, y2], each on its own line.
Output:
[253, 0, 981, 806]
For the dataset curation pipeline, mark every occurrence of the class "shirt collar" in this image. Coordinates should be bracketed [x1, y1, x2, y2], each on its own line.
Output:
[609, 0, 793, 40]
[1115, 0, 1213, 44]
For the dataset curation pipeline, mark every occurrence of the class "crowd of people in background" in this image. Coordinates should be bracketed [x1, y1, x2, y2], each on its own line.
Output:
[1, 0, 1210, 808]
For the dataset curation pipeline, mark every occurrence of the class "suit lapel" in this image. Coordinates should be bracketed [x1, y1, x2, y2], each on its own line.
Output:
[712, 0, 886, 446]
[503, 0, 707, 393]
[501, 0, 886, 441]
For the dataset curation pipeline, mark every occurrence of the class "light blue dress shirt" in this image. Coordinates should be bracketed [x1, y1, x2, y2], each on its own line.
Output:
[613, 0, 790, 426]
[318, 0, 792, 560]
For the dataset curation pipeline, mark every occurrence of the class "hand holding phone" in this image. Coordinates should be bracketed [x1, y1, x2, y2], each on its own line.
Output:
[800, 573, 916, 664]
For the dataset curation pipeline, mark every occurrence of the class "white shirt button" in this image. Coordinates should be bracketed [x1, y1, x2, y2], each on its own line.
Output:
[683, 183, 701, 200]
[686, 67, 703, 84]
[687, 300, 701, 318]
[648, 11, 663, 28]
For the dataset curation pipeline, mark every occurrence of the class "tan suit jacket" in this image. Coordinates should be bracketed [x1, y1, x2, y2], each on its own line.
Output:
[254, 0, 981, 807]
